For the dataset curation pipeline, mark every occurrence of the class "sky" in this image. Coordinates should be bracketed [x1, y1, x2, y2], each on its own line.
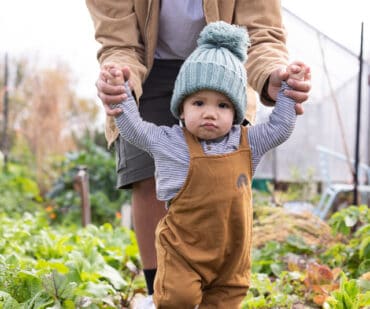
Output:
[282, 0, 370, 57]
[0, 0, 369, 102]
[0, 1, 100, 99]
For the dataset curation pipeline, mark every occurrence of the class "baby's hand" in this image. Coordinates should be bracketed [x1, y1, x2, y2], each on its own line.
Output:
[287, 62, 306, 81]
[105, 65, 125, 86]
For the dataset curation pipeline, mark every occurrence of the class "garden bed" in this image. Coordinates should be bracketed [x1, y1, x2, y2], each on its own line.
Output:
[1, 205, 369, 308]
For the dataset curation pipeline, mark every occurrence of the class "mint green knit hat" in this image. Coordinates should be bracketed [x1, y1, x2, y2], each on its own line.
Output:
[170, 21, 250, 124]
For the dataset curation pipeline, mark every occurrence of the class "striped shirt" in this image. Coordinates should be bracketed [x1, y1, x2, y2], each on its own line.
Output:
[115, 82, 296, 202]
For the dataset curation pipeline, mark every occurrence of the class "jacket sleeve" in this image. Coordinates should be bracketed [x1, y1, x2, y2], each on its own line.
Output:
[234, 0, 289, 105]
[85, 0, 147, 99]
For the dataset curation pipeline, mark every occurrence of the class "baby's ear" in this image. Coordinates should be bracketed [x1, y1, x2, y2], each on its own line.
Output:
[179, 104, 184, 119]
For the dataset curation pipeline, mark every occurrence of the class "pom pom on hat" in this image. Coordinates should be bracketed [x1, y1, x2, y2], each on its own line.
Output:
[197, 21, 249, 63]
[171, 21, 250, 124]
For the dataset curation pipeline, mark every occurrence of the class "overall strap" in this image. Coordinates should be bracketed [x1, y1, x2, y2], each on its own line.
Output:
[239, 126, 250, 151]
[183, 128, 204, 158]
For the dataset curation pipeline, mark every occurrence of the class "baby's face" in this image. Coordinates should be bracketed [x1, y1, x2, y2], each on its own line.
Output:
[180, 90, 235, 140]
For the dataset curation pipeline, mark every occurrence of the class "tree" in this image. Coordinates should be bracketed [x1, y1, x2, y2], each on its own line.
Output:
[0, 54, 100, 192]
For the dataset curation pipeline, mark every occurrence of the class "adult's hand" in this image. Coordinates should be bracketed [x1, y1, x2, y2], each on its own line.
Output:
[268, 61, 311, 115]
[96, 64, 132, 116]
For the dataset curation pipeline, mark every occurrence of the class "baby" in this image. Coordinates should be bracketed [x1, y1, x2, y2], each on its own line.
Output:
[109, 21, 307, 309]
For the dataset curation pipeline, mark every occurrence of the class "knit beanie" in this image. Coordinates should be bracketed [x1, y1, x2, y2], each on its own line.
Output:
[170, 21, 250, 124]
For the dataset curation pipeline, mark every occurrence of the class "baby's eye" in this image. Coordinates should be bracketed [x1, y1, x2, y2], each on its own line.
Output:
[193, 100, 204, 106]
[219, 102, 231, 109]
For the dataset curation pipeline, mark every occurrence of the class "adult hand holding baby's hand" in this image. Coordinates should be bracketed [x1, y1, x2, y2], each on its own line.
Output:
[96, 65, 132, 116]
[268, 61, 311, 115]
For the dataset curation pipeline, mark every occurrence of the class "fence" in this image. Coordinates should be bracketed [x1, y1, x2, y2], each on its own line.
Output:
[255, 8, 370, 185]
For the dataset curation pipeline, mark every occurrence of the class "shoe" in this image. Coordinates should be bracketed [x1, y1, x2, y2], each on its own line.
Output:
[131, 294, 156, 309]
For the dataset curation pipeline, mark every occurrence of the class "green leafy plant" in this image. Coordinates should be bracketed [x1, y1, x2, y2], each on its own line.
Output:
[242, 272, 304, 308]
[328, 205, 369, 236]
[323, 273, 370, 309]
[0, 160, 43, 216]
[321, 205, 370, 278]
[0, 212, 144, 308]
[47, 137, 130, 225]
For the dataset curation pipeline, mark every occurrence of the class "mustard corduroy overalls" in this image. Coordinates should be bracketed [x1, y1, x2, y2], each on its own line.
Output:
[154, 127, 253, 308]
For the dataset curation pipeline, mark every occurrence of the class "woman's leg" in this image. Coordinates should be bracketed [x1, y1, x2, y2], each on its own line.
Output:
[132, 177, 167, 293]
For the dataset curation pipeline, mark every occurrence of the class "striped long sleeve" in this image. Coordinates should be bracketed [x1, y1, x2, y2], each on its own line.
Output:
[114, 82, 296, 201]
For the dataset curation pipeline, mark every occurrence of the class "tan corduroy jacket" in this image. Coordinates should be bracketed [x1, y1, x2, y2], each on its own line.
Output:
[86, 0, 289, 147]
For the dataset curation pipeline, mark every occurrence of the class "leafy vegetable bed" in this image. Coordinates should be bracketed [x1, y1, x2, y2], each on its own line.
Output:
[1, 205, 370, 308]
[0, 213, 144, 308]
[244, 205, 370, 308]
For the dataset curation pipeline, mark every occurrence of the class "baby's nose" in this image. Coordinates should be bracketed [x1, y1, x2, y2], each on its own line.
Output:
[203, 107, 217, 118]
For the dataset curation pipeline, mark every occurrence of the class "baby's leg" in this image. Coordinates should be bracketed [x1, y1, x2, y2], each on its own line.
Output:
[154, 227, 202, 308]
[199, 285, 248, 309]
